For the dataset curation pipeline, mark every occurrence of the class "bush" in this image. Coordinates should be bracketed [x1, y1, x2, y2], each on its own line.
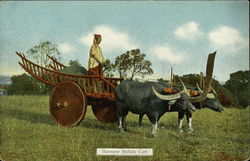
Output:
[224, 70, 249, 108]
[7, 74, 51, 95]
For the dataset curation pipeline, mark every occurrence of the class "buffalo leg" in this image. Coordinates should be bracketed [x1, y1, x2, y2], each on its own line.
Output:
[178, 111, 185, 133]
[122, 115, 128, 131]
[152, 121, 158, 136]
[116, 102, 128, 133]
[139, 114, 144, 127]
[186, 110, 194, 132]
[118, 116, 124, 133]
[118, 112, 128, 132]
[147, 113, 159, 137]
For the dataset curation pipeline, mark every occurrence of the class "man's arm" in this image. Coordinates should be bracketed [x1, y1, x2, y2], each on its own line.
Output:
[91, 55, 102, 65]
[89, 45, 105, 65]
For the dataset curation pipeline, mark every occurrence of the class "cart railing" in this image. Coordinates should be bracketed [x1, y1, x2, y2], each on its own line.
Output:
[46, 54, 66, 71]
[16, 52, 123, 100]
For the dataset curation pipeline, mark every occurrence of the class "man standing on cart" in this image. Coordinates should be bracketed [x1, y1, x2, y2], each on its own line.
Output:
[88, 34, 105, 77]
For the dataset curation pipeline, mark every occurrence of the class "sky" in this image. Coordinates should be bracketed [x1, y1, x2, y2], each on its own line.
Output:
[0, 1, 249, 82]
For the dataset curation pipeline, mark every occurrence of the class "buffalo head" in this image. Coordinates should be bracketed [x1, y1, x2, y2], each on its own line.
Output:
[196, 83, 224, 112]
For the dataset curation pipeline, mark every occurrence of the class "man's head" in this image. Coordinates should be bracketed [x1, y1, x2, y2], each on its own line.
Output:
[94, 34, 102, 44]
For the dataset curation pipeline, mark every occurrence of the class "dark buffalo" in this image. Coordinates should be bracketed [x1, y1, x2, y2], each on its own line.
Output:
[138, 81, 224, 133]
[116, 52, 216, 136]
[194, 83, 224, 112]
[135, 52, 217, 133]
[115, 79, 210, 136]
[177, 82, 224, 132]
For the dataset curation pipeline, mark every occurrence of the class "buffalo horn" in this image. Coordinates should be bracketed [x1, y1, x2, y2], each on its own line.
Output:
[152, 86, 181, 101]
[196, 83, 216, 98]
[178, 77, 190, 96]
[196, 83, 203, 93]
[210, 85, 218, 96]
[189, 51, 216, 103]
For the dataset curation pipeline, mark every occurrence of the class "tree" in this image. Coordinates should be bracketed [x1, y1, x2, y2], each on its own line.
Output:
[224, 70, 249, 108]
[103, 59, 116, 78]
[114, 49, 153, 80]
[7, 74, 51, 95]
[24, 41, 61, 94]
[26, 41, 61, 68]
[7, 74, 35, 95]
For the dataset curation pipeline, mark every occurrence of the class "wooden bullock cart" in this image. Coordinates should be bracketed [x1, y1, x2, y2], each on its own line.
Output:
[16, 52, 123, 127]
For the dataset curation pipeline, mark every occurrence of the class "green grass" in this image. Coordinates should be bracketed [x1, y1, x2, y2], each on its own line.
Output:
[0, 95, 249, 161]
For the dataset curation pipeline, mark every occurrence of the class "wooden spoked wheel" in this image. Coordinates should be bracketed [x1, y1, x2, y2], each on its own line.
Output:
[49, 81, 87, 127]
[92, 102, 117, 123]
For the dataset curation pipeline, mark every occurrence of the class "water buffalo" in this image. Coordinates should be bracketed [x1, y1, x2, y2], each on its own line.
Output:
[115, 79, 210, 136]
[177, 82, 224, 132]
[134, 51, 217, 134]
[138, 82, 224, 133]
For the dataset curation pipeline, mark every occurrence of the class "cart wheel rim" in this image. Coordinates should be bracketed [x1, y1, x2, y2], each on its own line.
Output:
[49, 81, 87, 127]
[92, 102, 117, 123]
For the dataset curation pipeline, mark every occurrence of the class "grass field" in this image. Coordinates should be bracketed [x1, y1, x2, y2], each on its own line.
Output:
[0, 95, 249, 161]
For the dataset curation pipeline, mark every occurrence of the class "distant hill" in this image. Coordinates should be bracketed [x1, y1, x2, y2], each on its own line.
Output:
[0, 75, 12, 85]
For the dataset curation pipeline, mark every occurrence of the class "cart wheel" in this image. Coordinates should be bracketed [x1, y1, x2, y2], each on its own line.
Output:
[92, 102, 117, 123]
[49, 81, 87, 127]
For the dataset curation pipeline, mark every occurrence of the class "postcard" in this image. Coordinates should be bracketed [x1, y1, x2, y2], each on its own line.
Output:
[0, 1, 249, 161]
